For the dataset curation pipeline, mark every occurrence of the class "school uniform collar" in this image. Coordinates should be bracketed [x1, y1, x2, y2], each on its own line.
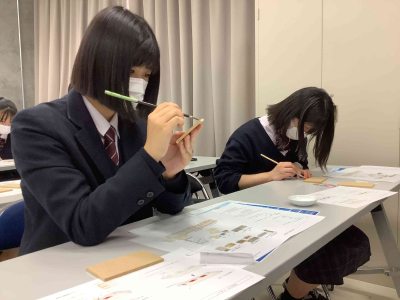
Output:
[66, 88, 143, 179]
[66, 88, 118, 180]
[82, 95, 120, 139]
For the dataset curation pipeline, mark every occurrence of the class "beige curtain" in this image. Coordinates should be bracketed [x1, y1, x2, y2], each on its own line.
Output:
[35, 0, 255, 156]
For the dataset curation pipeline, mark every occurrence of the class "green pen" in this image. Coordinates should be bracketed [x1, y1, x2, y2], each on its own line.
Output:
[105, 90, 200, 121]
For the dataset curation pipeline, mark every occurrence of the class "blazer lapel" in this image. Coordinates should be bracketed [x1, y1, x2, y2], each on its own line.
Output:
[66, 89, 117, 180]
[118, 115, 143, 166]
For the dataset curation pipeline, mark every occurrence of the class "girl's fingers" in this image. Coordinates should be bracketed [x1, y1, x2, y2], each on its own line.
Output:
[183, 134, 192, 156]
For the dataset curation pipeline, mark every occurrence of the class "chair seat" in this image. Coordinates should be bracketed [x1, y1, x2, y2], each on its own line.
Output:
[0, 201, 25, 250]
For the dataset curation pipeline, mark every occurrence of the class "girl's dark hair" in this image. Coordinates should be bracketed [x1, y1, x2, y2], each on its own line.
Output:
[71, 6, 160, 120]
[0, 97, 18, 123]
[267, 87, 336, 169]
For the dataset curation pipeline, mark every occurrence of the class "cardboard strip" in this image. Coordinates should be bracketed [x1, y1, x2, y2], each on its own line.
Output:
[304, 177, 328, 184]
[339, 182, 375, 188]
[176, 119, 204, 143]
[0, 188, 13, 193]
[0, 183, 20, 189]
[86, 250, 164, 281]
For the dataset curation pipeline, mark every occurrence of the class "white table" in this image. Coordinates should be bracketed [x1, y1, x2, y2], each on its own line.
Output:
[184, 156, 218, 173]
[0, 160, 16, 172]
[0, 180, 22, 209]
[0, 167, 399, 299]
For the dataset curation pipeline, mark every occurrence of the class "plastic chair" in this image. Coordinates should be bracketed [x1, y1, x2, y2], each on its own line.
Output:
[187, 173, 210, 202]
[0, 201, 25, 251]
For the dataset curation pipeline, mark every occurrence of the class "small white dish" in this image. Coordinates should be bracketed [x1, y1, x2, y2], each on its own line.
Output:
[289, 195, 317, 207]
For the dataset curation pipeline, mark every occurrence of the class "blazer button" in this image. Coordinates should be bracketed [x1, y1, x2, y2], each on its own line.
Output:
[147, 192, 154, 198]
[138, 199, 145, 206]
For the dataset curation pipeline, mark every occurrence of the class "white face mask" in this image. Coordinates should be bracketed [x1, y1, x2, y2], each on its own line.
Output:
[0, 124, 11, 136]
[286, 120, 306, 140]
[129, 77, 148, 102]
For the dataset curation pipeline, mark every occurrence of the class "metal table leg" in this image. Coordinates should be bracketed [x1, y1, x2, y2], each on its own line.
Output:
[371, 204, 400, 298]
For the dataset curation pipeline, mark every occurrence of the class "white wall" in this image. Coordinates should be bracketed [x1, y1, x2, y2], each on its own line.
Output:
[256, 0, 400, 288]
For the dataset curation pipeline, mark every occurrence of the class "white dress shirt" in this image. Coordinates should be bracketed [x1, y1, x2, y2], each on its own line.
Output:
[259, 115, 289, 156]
[82, 96, 120, 155]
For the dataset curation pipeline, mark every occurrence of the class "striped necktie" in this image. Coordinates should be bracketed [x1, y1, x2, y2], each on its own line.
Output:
[104, 126, 119, 166]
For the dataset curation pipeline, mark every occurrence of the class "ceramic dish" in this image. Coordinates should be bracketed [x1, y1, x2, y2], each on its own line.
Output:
[288, 195, 317, 207]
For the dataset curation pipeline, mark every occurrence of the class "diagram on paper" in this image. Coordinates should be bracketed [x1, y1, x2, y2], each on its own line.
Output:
[162, 265, 205, 279]
[166, 220, 223, 244]
[177, 271, 222, 286]
[214, 229, 276, 252]
[327, 166, 400, 183]
[96, 291, 132, 300]
[309, 186, 397, 208]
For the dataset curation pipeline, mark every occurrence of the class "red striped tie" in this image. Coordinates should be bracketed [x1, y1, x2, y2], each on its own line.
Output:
[104, 126, 119, 166]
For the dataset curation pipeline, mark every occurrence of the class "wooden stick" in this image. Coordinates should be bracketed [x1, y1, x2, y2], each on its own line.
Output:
[260, 154, 279, 165]
[176, 119, 204, 143]
[260, 154, 304, 178]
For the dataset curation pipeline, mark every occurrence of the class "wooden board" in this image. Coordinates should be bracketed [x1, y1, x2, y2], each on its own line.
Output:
[0, 188, 13, 193]
[176, 119, 204, 143]
[0, 183, 20, 189]
[339, 182, 375, 188]
[86, 250, 164, 281]
[2, 159, 14, 163]
[303, 177, 327, 184]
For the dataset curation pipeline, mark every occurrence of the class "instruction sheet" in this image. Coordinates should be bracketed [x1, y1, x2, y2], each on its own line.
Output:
[130, 201, 324, 262]
[39, 249, 264, 300]
[308, 186, 397, 208]
[327, 166, 400, 183]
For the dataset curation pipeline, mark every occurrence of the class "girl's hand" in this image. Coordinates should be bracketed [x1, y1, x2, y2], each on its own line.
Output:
[161, 125, 203, 180]
[300, 169, 312, 179]
[269, 162, 297, 181]
[144, 103, 184, 162]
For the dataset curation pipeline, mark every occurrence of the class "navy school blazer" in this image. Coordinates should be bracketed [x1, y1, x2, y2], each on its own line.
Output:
[12, 89, 191, 255]
[0, 135, 12, 159]
[214, 118, 308, 195]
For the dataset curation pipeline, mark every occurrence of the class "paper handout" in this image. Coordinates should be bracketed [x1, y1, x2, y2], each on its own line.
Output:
[39, 249, 264, 300]
[307, 186, 397, 208]
[326, 166, 400, 183]
[130, 201, 324, 262]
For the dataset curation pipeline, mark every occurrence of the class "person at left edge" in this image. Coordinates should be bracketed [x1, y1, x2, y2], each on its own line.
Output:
[0, 97, 17, 160]
[12, 6, 202, 255]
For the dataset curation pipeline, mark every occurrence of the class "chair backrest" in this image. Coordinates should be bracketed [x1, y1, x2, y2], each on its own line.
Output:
[0, 201, 25, 250]
[187, 173, 210, 200]
[187, 173, 204, 194]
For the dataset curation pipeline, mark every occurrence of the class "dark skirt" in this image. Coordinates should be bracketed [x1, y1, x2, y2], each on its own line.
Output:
[294, 225, 371, 285]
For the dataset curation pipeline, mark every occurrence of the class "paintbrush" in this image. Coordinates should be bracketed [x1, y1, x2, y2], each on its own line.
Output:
[105, 90, 200, 121]
[261, 154, 305, 178]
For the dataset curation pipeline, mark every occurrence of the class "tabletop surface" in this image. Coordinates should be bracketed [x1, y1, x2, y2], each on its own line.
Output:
[0, 160, 16, 171]
[184, 156, 219, 173]
[0, 180, 22, 206]
[0, 167, 399, 300]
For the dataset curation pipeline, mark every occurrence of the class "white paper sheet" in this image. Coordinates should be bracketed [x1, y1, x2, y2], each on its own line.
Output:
[326, 166, 400, 183]
[130, 201, 324, 262]
[308, 186, 397, 208]
[39, 249, 264, 300]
